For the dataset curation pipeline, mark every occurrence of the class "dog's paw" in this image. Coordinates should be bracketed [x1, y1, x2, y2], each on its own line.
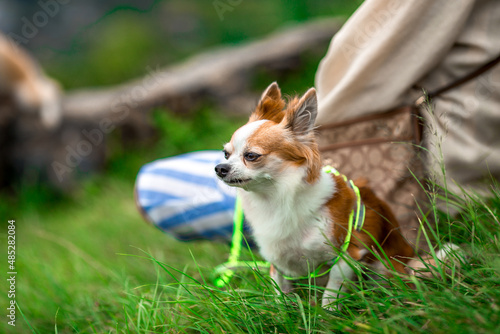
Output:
[406, 243, 464, 278]
[321, 298, 341, 312]
[321, 290, 342, 311]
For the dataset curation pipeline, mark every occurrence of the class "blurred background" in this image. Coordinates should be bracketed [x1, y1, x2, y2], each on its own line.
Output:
[0, 0, 362, 331]
[0, 0, 362, 201]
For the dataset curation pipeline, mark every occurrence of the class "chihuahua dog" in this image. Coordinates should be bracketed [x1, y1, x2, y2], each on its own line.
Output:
[215, 82, 446, 308]
[0, 33, 61, 128]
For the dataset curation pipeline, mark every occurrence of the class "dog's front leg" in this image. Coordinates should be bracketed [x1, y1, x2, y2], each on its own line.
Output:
[270, 264, 293, 294]
[322, 259, 355, 310]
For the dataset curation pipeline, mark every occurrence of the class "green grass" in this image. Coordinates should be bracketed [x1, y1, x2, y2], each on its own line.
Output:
[1, 100, 500, 333]
[1, 103, 500, 333]
[1, 173, 499, 333]
[0, 176, 227, 333]
[1, 103, 500, 334]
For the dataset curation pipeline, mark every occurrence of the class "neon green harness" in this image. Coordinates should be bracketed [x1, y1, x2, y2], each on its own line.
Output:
[212, 166, 365, 287]
[213, 196, 270, 287]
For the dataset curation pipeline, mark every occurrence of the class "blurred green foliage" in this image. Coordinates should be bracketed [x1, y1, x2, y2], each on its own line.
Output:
[1, 0, 364, 210]
[42, 0, 361, 89]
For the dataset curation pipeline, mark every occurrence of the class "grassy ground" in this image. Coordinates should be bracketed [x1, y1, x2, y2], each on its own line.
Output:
[1, 162, 499, 333]
[1, 102, 500, 333]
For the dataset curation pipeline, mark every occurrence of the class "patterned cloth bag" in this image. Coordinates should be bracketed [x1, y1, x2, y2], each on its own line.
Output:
[317, 106, 425, 249]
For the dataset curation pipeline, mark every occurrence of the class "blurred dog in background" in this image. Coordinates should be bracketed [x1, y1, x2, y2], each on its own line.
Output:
[0, 33, 61, 128]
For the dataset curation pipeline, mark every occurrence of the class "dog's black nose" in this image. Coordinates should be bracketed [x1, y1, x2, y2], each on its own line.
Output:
[215, 163, 231, 178]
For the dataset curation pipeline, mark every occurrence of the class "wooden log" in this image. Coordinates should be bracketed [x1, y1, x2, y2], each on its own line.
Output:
[62, 18, 343, 121]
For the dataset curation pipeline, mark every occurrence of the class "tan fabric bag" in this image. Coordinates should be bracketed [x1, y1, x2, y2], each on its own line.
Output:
[317, 106, 424, 248]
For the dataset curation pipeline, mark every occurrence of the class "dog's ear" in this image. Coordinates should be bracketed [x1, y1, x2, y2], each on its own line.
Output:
[250, 82, 285, 123]
[284, 87, 317, 136]
[260, 81, 281, 101]
[284, 87, 321, 184]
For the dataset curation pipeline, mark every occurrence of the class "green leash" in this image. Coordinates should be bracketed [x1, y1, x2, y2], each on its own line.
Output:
[212, 196, 270, 287]
[212, 166, 365, 286]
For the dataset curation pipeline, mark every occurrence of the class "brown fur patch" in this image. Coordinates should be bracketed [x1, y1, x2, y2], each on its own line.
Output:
[302, 142, 322, 183]
[245, 120, 322, 183]
[249, 96, 286, 123]
[326, 177, 415, 273]
[246, 92, 322, 183]
[284, 97, 301, 115]
[325, 174, 356, 251]
[0, 35, 42, 105]
[269, 264, 277, 276]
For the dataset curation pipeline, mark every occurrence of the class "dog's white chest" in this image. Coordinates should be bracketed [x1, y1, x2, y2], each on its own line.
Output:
[257, 215, 334, 277]
[240, 171, 336, 277]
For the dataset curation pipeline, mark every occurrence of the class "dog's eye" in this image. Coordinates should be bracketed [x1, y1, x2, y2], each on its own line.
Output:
[223, 150, 230, 160]
[244, 152, 261, 162]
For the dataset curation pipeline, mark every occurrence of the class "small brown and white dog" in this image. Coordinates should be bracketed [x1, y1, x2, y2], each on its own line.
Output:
[0, 33, 61, 128]
[216, 82, 457, 308]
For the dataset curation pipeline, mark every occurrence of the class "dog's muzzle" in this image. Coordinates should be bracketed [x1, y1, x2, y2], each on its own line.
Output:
[215, 163, 231, 178]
